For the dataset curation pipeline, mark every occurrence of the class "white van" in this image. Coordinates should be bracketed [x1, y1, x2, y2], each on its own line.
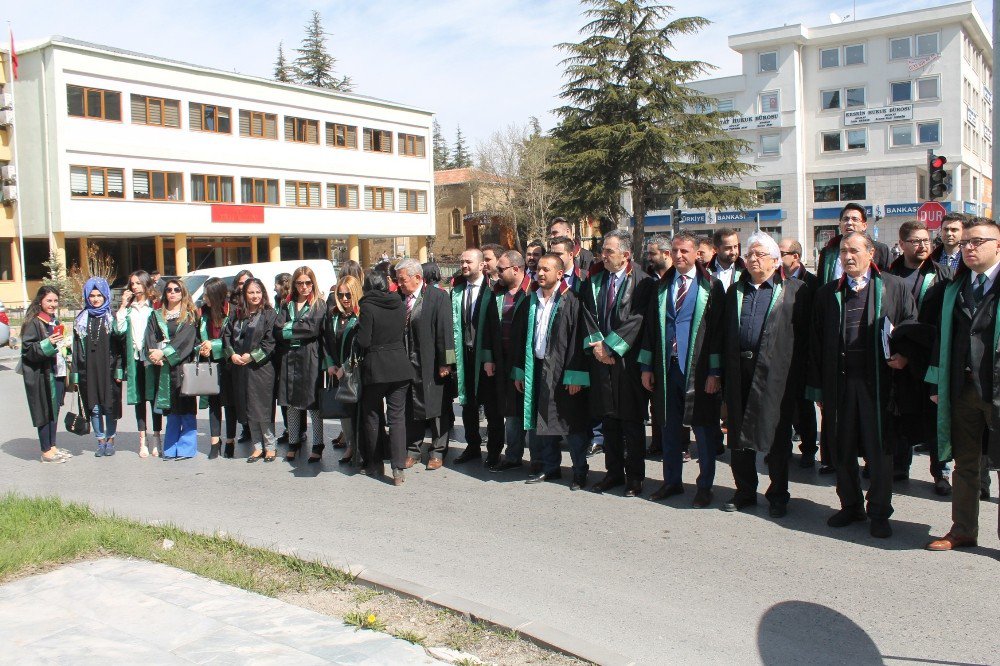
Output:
[183, 260, 338, 306]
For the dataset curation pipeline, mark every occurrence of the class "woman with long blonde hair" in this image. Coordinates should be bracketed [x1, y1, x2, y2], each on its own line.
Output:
[324, 274, 362, 465]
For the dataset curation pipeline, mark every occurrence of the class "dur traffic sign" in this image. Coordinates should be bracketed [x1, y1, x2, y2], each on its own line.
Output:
[917, 201, 947, 230]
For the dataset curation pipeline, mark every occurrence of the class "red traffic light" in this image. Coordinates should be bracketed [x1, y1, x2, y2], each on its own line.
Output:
[931, 156, 947, 169]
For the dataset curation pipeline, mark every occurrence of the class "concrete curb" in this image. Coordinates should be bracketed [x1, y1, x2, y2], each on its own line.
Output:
[236, 535, 636, 666]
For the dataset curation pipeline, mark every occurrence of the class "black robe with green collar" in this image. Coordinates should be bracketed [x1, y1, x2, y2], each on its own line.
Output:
[143, 311, 198, 414]
[274, 299, 327, 410]
[224, 308, 278, 424]
[481, 275, 531, 418]
[450, 275, 491, 405]
[20, 317, 67, 428]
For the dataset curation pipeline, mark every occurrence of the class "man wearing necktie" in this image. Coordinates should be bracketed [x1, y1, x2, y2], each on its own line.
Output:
[806, 232, 917, 538]
[925, 218, 1000, 551]
[581, 229, 655, 497]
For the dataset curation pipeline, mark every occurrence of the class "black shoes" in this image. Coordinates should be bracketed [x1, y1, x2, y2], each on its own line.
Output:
[485, 455, 500, 469]
[934, 477, 952, 496]
[453, 448, 482, 464]
[818, 464, 835, 475]
[981, 488, 991, 500]
[827, 507, 866, 528]
[208, 443, 221, 460]
[692, 488, 713, 508]
[768, 502, 788, 518]
[624, 482, 642, 498]
[223, 442, 235, 459]
[276, 431, 289, 444]
[590, 476, 625, 494]
[490, 459, 522, 473]
[650, 483, 684, 501]
[870, 518, 892, 538]
[570, 474, 587, 491]
[525, 471, 561, 484]
[799, 454, 816, 469]
[723, 496, 757, 512]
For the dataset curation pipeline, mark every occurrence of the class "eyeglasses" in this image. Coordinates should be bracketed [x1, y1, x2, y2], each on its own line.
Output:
[744, 251, 772, 260]
[295, 280, 313, 287]
[904, 238, 932, 246]
[959, 237, 999, 249]
[841, 216, 864, 223]
[779, 251, 797, 257]
[337, 292, 352, 299]
[165, 287, 182, 294]
[497, 265, 517, 273]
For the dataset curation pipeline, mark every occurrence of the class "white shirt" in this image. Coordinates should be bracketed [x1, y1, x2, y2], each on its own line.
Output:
[671, 267, 698, 303]
[116, 300, 153, 361]
[846, 268, 872, 292]
[534, 291, 557, 359]
[714, 263, 736, 290]
[833, 256, 845, 281]
[972, 259, 1000, 294]
[406, 284, 423, 311]
[464, 275, 484, 317]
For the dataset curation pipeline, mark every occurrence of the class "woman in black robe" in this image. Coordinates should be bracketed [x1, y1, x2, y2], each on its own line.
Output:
[21, 286, 71, 463]
[224, 278, 278, 462]
[323, 274, 362, 465]
[70, 277, 123, 457]
[198, 277, 236, 459]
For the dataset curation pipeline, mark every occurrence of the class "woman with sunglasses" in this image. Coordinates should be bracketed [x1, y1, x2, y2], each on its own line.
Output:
[275, 266, 327, 462]
[144, 279, 199, 460]
[21, 286, 72, 463]
[324, 274, 362, 465]
[115, 270, 162, 457]
[198, 277, 236, 459]
[71, 277, 123, 457]
[224, 278, 279, 462]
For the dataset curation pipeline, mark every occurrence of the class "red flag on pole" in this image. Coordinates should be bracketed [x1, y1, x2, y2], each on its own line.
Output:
[9, 28, 18, 80]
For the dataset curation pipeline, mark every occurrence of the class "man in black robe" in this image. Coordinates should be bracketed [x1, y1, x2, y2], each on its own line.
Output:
[394, 258, 455, 470]
[549, 217, 594, 273]
[806, 232, 917, 538]
[816, 203, 891, 283]
[717, 233, 811, 517]
[581, 229, 655, 497]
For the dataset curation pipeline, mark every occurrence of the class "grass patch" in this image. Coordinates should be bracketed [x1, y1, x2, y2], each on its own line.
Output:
[352, 587, 383, 604]
[344, 609, 387, 632]
[391, 629, 427, 646]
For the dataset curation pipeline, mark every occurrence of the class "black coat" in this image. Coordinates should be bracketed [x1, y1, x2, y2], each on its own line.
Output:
[223, 308, 277, 423]
[197, 313, 233, 406]
[71, 315, 123, 419]
[817, 235, 891, 284]
[20, 317, 66, 428]
[482, 277, 531, 417]
[580, 262, 655, 421]
[144, 312, 198, 415]
[512, 284, 589, 435]
[806, 270, 917, 460]
[787, 265, 820, 294]
[355, 290, 412, 385]
[640, 265, 726, 427]
[275, 299, 327, 410]
[450, 275, 492, 405]
[401, 285, 455, 421]
[719, 273, 811, 452]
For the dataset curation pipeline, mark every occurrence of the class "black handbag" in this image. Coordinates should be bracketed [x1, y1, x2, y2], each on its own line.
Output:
[179, 361, 221, 397]
[320, 379, 354, 419]
[64, 393, 91, 436]
[335, 355, 360, 404]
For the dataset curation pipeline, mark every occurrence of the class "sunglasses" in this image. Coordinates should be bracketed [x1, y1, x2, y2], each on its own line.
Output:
[165, 287, 182, 294]
[295, 280, 313, 287]
[337, 292, 352, 299]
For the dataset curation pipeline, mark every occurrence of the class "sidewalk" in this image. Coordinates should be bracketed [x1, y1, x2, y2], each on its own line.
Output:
[0, 558, 444, 665]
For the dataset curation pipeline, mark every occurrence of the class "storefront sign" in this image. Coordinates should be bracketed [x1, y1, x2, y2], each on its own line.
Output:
[964, 201, 979, 215]
[883, 202, 952, 217]
[211, 205, 265, 223]
[719, 112, 781, 131]
[907, 53, 940, 71]
[844, 105, 912, 126]
[716, 209, 784, 223]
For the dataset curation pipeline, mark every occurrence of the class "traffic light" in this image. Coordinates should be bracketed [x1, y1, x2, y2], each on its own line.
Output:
[928, 154, 951, 200]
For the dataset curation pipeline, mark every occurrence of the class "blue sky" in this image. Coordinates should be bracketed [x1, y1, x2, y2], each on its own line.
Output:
[3, 1, 992, 151]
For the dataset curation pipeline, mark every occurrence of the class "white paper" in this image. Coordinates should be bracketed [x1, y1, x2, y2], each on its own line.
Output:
[881, 317, 894, 360]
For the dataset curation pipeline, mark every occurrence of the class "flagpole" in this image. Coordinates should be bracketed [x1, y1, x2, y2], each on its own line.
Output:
[5, 23, 28, 306]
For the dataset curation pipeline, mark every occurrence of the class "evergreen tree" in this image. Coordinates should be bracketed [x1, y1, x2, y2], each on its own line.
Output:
[294, 10, 354, 91]
[529, 116, 543, 138]
[274, 42, 294, 83]
[549, 0, 756, 248]
[451, 125, 472, 169]
[432, 120, 451, 170]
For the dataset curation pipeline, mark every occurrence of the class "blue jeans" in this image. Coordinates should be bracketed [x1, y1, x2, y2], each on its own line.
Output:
[503, 416, 529, 462]
[90, 405, 118, 441]
[662, 360, 716, 489]
[528, 431, 590, 476]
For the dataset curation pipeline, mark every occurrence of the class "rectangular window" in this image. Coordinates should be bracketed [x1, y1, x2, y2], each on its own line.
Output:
[0, 239, 11, 281]
[890, 124, 913, 146]
[821, 131, 842, 152]
[756, 180, 781, 204]
[285, 116, 319, 144]
[759, 91, 779, 114]
[66, 85, 121, 121]
[285, 181, 321, 207]
[398, 133, 426, 157]
[241, 177, 279, 205]
[890, 81, 912, 103]
[916, 33, 939, 56]
[918, 121, 940, 144]
[890, 37, 911, 60]
[133, 170, 183, 201]
[813, 178, 840, 202]
[239, 110, 278, 139]
[325, 123, 358, 149]
[845, 87, 866, 108]
[840, 176, 866, 200]
[759, 134, 780, 156]
[399, 189, 427, 212]
[70, 166, 124, 198]
[326, 183, 360, 209]
[917, 77, 940, 100]
[190, 174, 234, 203]
[844, 43, 865, 65]
[364, 186, 394, 210]
[846, 128, 867, 150]
[819, 47, 839, 69]
[821, 90, 841, 110]
[716, 98, 735, 112]
[759, 51, 777, 72]
[189, 103, 232, 133]
[130, 94, 180, 127]
[363, 128, 393, 153]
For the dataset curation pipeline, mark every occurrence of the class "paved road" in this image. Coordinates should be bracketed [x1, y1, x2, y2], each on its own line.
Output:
[1, 558, 443, 664]
[0, 349, 997, 665]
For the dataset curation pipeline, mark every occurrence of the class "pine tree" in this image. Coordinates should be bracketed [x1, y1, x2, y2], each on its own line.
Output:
[432, 120, 451, 170]
[529, 116, 543, 138]
[274, 42, 294, 83]
[549, 0, 756, 248]
[451, 125, 472, 169]
[294, 10, 354, 92]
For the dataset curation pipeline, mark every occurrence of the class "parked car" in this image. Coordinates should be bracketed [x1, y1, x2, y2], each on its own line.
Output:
[0, 300, 10, 348]
[184, 260, 338, 306]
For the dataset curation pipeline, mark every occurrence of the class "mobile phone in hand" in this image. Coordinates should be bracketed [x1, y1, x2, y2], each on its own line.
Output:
[53, 323, 65, 336]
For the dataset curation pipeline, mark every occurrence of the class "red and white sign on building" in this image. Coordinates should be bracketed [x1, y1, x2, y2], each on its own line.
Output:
[917, 201, 947, 231]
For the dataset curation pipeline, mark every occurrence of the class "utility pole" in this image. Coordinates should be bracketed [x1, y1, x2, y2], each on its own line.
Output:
[993, 0, 999, 213]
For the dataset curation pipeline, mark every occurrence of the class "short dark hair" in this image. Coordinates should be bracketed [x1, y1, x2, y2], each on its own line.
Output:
[421, 262, 442, 284]
[697, 235, 714, 247]
[481, 243, 503, 256]
[898, 221, 928, 240]
[548, 235, 575, 254]
[941, 212, 968, 227]
[712, 228, 739, 248]
[672, 232, 700, 248]
[538, 252, 566, 271]
[842, 231, 875, 252]
[839, 203, 867, 223]
[965, 216, 1000, 232]
[527, 239, 545, 251]
[502, 250, 525, 268]
[363, 270, 391, 294]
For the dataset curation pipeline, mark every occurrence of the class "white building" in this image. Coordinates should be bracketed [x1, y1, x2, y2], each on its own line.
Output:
[636, 1, 993, 263]
[0, 36, 434, 304]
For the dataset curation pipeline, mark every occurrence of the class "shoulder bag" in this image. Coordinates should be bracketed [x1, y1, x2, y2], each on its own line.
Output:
[179, 361, 221, 397]
[63, 392, 91, 436]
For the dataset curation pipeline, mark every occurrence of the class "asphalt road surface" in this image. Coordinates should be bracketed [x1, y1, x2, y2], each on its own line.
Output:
[0, 348, 996, 665]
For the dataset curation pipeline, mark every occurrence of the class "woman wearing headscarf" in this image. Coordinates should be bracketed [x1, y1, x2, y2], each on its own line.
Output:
[115, 270, 162, 457]
[21, 286, 71, 463]
[70, 277, 123, 457]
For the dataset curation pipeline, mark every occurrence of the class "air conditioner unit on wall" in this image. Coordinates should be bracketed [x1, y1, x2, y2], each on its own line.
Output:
[0, 109, 12, 126]
[1, 185, 17, 203]
[0, 94, 11, 109]
[0, 165, 15, 183]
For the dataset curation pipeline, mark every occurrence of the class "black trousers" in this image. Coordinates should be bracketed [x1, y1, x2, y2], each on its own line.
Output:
[794, 397, 818, 458]
[731, 357, 793, 504]
[836, 377, 893, 519]
[460, 348, 503, 460]
[603, 416, 645, 482]
[360, 380, 408, 471]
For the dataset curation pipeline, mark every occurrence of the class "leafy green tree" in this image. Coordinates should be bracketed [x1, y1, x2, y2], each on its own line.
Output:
[451, 125, 472, 168]
[294, 10, 353, 91]
[549, 0, 756, 248]
[42, 253, 81, 310]
[432, 120, 451, 170]
[274, 42, 294, 83]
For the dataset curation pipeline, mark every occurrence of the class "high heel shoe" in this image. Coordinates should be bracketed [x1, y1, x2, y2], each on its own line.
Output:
[338, 449, 353, 465]
[209, 441, 221, 460]
[223, 441, 235, 459]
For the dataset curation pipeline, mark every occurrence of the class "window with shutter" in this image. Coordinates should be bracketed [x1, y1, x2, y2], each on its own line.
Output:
[130, 95, 146, 123]
[399, 134, 426, 157]
[106, 169, 124, 198]
[164, 100, 180, 128]
[364, 128, 393, 153]
[364, 187, 374, 209]
[147, 100, 163, 126]
[239, 111, 251, 136]
[88, 170, 105, 196]
[67, 85, 121, 121]
[134, 171, 151, 199]
[347, 186, 359, 209]
[70, 167, 89, 196]
[326, 123, 358, 149]
[285, 181, 296, 205]
[190, 103, 232, 133]
[417, 191, 426, 212]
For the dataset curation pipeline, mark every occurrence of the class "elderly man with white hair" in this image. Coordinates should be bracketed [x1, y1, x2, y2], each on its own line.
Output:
[715, 231, 813, 517]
